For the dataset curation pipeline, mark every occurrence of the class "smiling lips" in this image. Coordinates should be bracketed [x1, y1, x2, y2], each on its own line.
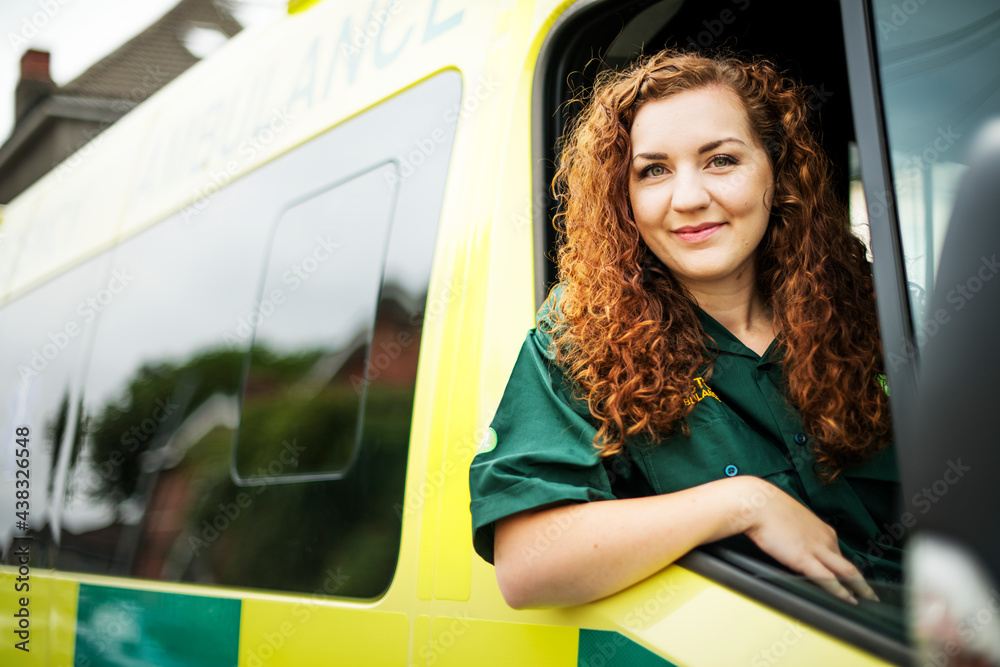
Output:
[673, 222, 726, 243]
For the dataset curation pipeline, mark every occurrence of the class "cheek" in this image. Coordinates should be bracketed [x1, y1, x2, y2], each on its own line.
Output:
[629, 186, 667, 227]
[738, 176, 773, 220]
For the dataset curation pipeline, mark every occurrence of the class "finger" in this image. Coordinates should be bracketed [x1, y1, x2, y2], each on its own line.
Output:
[831, 569, 879, 603]
[801, 560, 858, 605]
[817, 550, 880, 603]
[844, 577, 879, 603]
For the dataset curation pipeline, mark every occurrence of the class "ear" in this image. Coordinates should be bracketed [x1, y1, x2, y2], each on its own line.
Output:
[762, 181, 777, 213]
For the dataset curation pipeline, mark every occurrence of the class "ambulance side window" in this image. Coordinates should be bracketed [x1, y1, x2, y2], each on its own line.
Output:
[42, 71, 460, 598]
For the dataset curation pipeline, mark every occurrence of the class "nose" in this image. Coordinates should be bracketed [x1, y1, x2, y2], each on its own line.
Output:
[670, 167, 711, 212]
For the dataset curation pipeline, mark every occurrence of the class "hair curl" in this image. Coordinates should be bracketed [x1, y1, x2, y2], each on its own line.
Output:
[550, 49, 891, 478]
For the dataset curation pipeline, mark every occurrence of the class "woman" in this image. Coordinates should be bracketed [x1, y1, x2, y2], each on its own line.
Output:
[469, 49, 900, 609]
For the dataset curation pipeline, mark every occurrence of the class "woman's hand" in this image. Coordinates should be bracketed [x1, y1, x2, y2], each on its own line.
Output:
[737, 477, 879, 604]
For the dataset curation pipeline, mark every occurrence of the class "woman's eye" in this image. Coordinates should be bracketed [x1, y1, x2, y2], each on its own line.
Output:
[644, 165, 666, 177]
[710, 155, 736, 168]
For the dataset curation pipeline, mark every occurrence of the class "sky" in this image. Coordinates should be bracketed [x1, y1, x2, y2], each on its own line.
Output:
[0, 0, 287, 142]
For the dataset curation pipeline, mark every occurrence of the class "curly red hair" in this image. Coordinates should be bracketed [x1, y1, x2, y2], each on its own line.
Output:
[550, 49, 891, 478]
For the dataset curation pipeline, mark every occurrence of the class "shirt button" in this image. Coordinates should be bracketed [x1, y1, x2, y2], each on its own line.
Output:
[794, 433, 808, 445]
[724, 465, 738, 477]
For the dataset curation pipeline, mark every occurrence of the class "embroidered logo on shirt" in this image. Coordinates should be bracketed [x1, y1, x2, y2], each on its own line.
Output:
[683, 377, 721, 406]
[477, 427, 498, 454]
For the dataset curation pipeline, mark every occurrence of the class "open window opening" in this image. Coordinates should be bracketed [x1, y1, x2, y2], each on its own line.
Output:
[531, 1, 910, 663]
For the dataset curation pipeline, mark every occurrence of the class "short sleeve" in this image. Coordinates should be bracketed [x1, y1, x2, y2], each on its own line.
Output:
[469, 289, 618, 564]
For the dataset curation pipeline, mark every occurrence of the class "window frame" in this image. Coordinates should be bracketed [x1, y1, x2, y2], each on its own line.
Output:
[232, 160, 401, 485]
[840, 0, 920, 436]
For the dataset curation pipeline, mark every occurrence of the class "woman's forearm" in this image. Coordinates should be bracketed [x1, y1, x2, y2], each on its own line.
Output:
[493, 475, 761, 608]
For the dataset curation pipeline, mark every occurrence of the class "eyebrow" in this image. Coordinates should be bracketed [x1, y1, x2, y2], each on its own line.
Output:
[698, 137, 746, 153]
[631, 137, 747, 163]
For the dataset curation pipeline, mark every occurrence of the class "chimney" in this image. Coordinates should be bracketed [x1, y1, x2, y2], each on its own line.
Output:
[15, 49, 56, 122]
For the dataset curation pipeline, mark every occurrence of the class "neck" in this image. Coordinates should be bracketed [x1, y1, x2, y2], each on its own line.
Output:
[679, 272, 775, 356]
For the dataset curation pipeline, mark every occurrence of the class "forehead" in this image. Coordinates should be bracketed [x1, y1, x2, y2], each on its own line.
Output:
[629, 86, 757, 152]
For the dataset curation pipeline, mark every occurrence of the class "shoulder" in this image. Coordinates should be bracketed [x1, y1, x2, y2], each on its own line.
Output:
[530, 283, 568, 362]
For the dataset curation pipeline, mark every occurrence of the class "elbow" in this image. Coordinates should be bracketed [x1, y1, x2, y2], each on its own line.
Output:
[494, 548, 593, 609]
[494, 554, 535, 610]
[492, 507, 590, 609]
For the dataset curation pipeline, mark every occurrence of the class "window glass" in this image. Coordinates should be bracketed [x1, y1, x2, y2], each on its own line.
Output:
[848, 142, 874, 259]
[43, 70, 460, 597]
[871, 0, 1000, 331]
[234, 164, 398, 481]
[0, 255, 108, 566]
[56, 202, 258, 577]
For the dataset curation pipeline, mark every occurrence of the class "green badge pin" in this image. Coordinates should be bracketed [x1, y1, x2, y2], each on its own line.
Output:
[477, 427, 498, 454]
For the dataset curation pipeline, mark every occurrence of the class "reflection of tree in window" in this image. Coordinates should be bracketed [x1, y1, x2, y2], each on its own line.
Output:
[68, 286, 422, 595]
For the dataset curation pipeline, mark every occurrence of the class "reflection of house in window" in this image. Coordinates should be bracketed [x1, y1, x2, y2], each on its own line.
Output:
[285, 283, 426, 398]
[364, 283, 424, 387]
[0, 0, 242, 204]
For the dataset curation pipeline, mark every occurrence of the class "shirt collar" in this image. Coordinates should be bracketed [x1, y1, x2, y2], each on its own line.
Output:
[695, 308, 782, 363]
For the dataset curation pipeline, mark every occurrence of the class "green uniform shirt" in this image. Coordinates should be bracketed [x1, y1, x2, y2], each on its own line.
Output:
[469, 288, 903, 585]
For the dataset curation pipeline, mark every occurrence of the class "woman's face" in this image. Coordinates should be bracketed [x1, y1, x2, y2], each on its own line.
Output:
[628, 85, 774, 294]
